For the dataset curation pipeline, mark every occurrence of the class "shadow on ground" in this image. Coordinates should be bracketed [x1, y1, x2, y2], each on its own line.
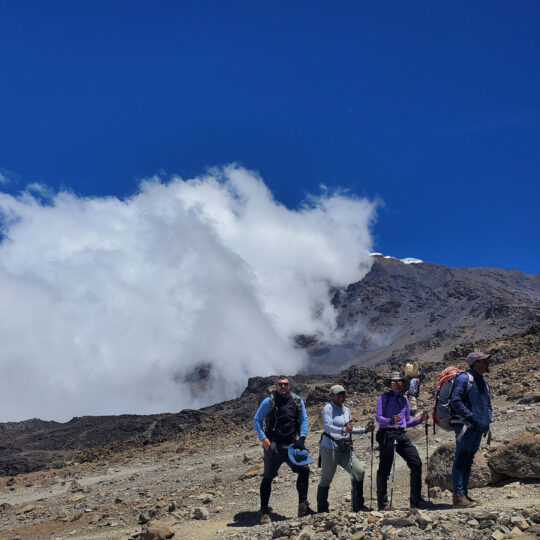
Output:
[228, 509, 288, 527]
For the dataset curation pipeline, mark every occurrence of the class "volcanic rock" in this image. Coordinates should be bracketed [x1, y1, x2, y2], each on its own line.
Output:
[426, 442, 502, 490]
[489, 432, 540, 479]
[140, 519, 175, 539]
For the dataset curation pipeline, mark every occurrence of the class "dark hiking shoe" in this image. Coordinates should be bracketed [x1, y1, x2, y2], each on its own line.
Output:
[260, 507, 271, 524]
[298, 501, 316, 517]
[410, 498, 434, 509]
[379, 504, 392, 511]
[453, 493, 474, 508]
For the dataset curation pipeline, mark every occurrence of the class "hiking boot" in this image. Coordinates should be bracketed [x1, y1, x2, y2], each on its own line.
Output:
[410, 498, 434, 510]
[298, 501, 316, 517]
[260, 507, 271, 524]
[316, 486, 330, 513]
[453, 493, 474, 508]
[465, 494, 479, 507]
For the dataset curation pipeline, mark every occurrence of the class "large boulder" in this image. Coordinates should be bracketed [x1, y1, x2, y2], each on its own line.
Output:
[140, 520, 175, 540]
[426, 442, 502, 491]
[488, 431, 540, 479]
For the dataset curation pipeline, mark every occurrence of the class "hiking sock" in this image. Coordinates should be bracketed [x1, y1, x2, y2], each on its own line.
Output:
[296, 468, 309, 501]
[260, 478, 272, 509]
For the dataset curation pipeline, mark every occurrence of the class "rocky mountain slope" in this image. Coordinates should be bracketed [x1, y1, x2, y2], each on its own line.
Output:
[305, 256, 539, 371]
[0, 326, 538, 539]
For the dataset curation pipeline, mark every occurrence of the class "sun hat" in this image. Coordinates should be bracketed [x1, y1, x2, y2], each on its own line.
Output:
[384, 371, 410, 391]
[288, 446, 313, 466]
[329, 384, 346, 395]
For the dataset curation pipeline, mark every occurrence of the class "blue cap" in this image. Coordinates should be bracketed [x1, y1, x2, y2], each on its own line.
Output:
[288, 445, 313, 466]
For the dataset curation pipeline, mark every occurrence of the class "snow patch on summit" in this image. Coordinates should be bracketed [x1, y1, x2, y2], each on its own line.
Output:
[369, 253, 424, 264]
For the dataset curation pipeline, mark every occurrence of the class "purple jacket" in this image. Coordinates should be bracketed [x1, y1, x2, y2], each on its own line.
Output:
[376, 391, 420, 429]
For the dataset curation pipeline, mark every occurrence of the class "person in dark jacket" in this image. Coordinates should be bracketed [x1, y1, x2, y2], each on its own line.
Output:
[375, 372, 431, 510]
[253, 376, 315, 523]
[450, 351, 492, 508]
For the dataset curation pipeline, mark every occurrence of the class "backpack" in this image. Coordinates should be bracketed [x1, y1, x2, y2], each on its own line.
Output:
[264, 386, 302, 435]
[404, 362, 419, 379]
[433, 367, 473, 431]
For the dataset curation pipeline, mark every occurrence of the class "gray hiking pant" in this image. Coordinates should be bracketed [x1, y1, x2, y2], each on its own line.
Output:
[319, 446, 365, 487]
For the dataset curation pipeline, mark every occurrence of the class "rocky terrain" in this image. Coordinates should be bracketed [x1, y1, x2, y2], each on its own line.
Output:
[0, 326, 538, 539]
[305, 256, 540, 371]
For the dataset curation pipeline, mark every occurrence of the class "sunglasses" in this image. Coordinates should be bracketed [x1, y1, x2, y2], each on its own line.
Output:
[277, 382, 290, 387]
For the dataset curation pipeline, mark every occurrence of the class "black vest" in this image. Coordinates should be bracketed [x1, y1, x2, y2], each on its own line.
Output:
[266, 392, 299, 445]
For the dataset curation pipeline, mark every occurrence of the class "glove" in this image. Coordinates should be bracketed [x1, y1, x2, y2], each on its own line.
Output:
[293, 436, 305, 450]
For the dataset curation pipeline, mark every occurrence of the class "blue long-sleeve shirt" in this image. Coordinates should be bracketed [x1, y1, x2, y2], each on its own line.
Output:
[376, 391, 419, 429]
[408, 378, 421, 397]
[320, 401, 366, 450]
[253, 394, 308, 441]
[450, 369, 492, 434]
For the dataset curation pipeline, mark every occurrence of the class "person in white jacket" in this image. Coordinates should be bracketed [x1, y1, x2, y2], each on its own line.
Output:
[317, 385, 374, 512]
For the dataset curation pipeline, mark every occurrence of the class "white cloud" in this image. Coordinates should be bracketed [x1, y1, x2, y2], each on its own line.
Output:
[0, 165, 376, 421]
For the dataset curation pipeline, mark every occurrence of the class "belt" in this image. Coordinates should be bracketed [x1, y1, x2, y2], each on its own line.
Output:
[380, 427, 406, 433]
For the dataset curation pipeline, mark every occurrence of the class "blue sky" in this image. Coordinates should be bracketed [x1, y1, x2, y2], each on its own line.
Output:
[1, 1, 539, 273]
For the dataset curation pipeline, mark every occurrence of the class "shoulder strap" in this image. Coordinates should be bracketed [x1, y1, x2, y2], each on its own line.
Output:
[268, 394, 276, 416]
[465, 372, 474, 393]
[382, 391, 391, 416]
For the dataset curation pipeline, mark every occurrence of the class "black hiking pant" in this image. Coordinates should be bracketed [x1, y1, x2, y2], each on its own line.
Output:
[260, 441, 310, 511]
[376, 429, 422, 509]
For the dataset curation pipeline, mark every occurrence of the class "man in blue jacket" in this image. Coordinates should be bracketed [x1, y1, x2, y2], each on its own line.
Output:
[450, 351, 492, 508]
[253, 375, 315, 524]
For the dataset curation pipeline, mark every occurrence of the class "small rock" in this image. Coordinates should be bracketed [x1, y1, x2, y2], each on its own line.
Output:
[383, 515, 415, 527]
[17, 504, 39, 515]
[273, 523, 290, 538]
[70, 480, 83, 492]
[491, 531, 505, 540]
[0, 502, 13, 513]
[68, 494, 85, 503]
[414, 509, 433, 526]
[298, 526, 317, 539]
[511, 516, 529, 531]
[510, 527, 523, 537]
[192, 507, 209, 520]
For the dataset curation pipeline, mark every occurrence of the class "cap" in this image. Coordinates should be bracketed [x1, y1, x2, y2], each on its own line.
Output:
[466, 351, 491, 367]
[329, 384, 346, 394]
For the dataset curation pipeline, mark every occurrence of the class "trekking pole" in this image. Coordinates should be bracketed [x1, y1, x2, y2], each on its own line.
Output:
[389, 416, 398, 510]
[370, 426, 374, 508]
[349, 431, 354, 510]
[425, 422, 430, 502]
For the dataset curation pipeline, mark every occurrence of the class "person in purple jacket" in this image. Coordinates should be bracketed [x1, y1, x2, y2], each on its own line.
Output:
[375, 371, 431, 510]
